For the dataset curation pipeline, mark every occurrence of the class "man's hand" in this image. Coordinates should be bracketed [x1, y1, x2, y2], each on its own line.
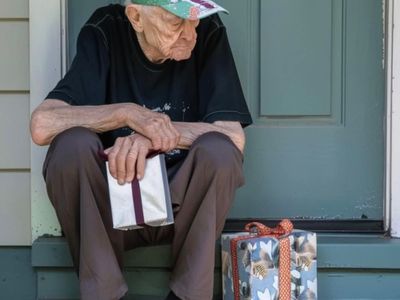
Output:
[125, 105, 180, 152]
[104, 134, 153, 185]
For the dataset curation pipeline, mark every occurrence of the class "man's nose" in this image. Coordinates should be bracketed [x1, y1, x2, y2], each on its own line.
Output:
[180, 20, 197, 41]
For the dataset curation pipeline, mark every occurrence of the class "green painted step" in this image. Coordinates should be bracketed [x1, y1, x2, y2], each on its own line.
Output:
[35, 270, 400, 300]
[32, 235, 400, 299]
[32, 234, 400, 269]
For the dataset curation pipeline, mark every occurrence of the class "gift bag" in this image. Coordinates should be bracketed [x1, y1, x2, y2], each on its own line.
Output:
[105, 153, 174, 230]
[221, 220, 317, 300]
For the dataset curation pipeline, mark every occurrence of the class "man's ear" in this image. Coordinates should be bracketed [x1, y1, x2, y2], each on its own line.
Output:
[125, 4, 144, 32]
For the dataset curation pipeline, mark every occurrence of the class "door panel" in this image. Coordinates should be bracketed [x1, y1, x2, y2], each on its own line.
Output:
[68, 0, 385, 223]
[219, 0, 385, 220]
[261, 0, 339, 117]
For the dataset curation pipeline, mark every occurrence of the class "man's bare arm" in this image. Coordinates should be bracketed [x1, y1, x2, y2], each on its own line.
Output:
[173, 121, 246, 153]
[31, 100, 125, 145]
[30, 99, 180, 149]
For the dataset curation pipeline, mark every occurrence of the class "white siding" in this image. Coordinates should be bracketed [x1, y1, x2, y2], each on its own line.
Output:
[0, 22, 29, 90]
[0, 0, 31, 245]
[0, 0, 28, 18]
[0, 94, 30, 169]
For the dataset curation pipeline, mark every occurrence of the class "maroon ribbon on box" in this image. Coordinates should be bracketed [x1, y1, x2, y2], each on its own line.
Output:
[99, 150, 160, 227]
[131, 177, 144, 225]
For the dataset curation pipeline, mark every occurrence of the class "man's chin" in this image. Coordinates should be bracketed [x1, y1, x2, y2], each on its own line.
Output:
[170, 49, 193, 61]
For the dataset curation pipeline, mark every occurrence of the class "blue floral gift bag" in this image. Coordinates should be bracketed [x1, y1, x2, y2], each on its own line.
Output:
[221, 220, 317, 300]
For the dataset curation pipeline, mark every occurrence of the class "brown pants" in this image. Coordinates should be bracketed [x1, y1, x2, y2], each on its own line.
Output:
[43, 127, 244, 300]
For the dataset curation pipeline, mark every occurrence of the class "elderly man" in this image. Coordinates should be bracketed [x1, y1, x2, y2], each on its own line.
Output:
[30, 0, 252, 299]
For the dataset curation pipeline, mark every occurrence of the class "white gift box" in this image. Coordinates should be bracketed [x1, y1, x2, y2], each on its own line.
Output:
[106, 154, 174, 230]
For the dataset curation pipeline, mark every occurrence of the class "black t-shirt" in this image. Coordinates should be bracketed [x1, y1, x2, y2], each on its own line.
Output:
[47, 4, 252, 165]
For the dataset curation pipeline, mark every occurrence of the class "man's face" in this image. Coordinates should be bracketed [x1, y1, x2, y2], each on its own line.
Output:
[140, 7, 200, 61]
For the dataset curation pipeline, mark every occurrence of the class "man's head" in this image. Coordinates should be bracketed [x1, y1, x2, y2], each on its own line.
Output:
[125, 0, 227, 62]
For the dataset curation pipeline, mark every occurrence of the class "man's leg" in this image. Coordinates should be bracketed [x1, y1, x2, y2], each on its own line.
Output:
[43, 127, 131, 300]
[168, 132, 245, 300]
[44, 128, 243, 299]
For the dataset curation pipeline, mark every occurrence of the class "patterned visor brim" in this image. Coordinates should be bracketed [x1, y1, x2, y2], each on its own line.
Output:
[131, 0, 229, 20]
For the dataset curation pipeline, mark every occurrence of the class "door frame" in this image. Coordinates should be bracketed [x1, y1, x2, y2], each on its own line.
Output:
[387, 0, 400, 237]
[29, 0, 400, 239]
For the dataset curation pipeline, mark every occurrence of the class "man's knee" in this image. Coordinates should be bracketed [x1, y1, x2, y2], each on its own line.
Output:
[44, 127, 103, 178]
[52, 126, 101, 154]
[191, 131, 243, 176]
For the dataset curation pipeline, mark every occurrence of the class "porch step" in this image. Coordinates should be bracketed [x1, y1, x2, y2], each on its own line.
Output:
[32, 234, 400, 299]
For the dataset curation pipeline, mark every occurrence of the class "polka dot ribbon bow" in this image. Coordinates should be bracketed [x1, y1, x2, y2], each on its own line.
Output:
[231, 219, 294, 300]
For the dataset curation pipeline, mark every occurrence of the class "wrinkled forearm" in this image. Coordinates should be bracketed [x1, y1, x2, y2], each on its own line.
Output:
[172, 121, 245, 153]
[30, 100, 136, 145]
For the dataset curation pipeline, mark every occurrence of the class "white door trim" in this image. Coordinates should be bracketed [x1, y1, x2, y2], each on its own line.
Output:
[29, 0, 400, 238]
[389, 0, 400, 237]
[29, 0, 67, 241]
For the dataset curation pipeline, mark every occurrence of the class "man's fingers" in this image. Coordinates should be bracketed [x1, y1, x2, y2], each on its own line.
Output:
[154, 132, 177, 152]
[147, 118, 165, 150]
[151, 134, 162, 150]
[157, 121, 179, 152]
[108, 135, 153, 184]
[115, 138, 131, 185]
[136, 146, 148, 180]
[125, 146, 138, 182]
[107, 138, 124, 180]
[142, 114, 178, 151]
[159, 128, 171, 152]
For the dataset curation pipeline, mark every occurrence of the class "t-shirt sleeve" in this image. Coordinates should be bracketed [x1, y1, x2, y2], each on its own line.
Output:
[197, 17, 253, 127]
[46, 24, 109, 106]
